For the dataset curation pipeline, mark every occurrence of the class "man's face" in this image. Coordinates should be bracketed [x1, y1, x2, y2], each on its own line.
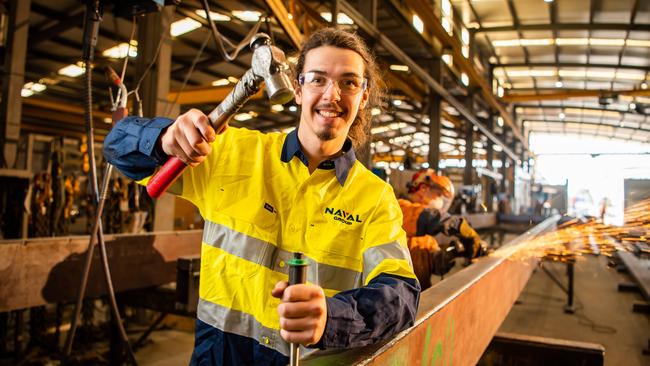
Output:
[295, 46, 369, 142]
[416, 186, 445, 211]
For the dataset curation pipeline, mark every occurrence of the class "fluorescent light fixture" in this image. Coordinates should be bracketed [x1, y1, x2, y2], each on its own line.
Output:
[20, 88, 34, 97]
[630, 102, 637, 110]
[319, 12, 354, 25]
[389, 64, 409, 72]
[170, 18, 202, 37]
[232, 10, 262, 22]
[441, 17, 452, 34]
[422, 162, 429, 168]
[626, 39, 650, 48]
[371, 107, 381, 116]
[462, 45, 469, 58]
[393, 99, 403, 106]
[212, 79, 230, 86]
[492, 39, 522, 47]
[26, 82, 47, 92]
[102, 41, 138, 58]
[589, 38, 625, 46]
[289, 105, 298, 112]
[442, 54, 452, 65]
[234, 113, 253, 121]
[642, 82, 648, 89]
[58, 63, 85, 77]
[227, 76, 239, 84]
[544, 0, 553, 3]
[103, 117, 113, 124]
[461, 27, 470, 45]
[412, 14, 424, 34]
[497, 85, 504, 97]
[441, 0, 452, 16]
[271, 104, 284, 112]
[497, 116, 504, 127]
[555, 80, 563, 88]
[555, 38, 588, 46]
[195, 9, 231, 21]
[461, 73, 469, 86]
[559, 112, 566, 119]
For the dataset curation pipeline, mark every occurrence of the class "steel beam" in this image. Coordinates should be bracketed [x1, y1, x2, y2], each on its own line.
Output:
[0, 231, 202, 312]
[476, 23, 650, 33]
[495, 62, 650, 72]
[304, 217, 560, 365]
[337, 0, 519, 161]
[428, 59, 442, 170]
[503, 88, 650, 102]
[402, 0, 528, 150]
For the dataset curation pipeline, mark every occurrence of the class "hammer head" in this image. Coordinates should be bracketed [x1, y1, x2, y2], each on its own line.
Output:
[250, 33, 295, 105]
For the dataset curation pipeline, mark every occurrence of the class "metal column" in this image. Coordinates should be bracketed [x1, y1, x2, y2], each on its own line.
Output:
[428, 59, 442, 171]
[463, 95, 474, 186]
[0, 0, 31, 168]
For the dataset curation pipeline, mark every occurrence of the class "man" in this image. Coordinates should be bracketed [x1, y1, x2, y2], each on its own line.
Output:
[399, 169, 483, 290]
[104, 28, 419, 365]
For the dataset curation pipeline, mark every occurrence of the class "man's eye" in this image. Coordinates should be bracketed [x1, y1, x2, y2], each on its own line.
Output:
[309, 76, 326, 85]
[341, 79, 360, 89]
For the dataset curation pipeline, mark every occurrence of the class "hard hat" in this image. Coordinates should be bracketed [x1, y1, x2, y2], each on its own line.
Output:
[407, 169, 455, 198]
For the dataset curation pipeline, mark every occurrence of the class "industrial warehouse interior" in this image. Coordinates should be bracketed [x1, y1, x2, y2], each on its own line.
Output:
[0, 0, 649, 365]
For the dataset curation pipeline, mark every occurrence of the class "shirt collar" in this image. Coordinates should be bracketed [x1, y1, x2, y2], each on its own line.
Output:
[280, 128, 356, 186]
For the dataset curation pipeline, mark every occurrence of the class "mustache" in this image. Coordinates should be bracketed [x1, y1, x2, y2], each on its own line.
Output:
[314, 103, 344, 112]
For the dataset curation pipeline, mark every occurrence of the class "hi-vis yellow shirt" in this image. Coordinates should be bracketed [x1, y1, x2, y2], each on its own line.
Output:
[159, 127, 415, 356]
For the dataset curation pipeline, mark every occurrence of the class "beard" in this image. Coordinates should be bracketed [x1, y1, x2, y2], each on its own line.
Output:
[315, 127, 337, 141]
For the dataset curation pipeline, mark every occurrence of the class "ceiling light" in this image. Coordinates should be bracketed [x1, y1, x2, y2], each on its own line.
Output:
[170, 18, 202, 37]
[462, 45, 469, 58]
[212, 79, 230, 86]
[412, 14, 424, 34]
[227, 76, 239, 84]
[389, 64, 409, 72]
[102, 41, 138, 58]
[58, 62, 85, 77]
[393, 100, 403, 106]
[319, 12, 354, 25]
[555, 38, 589, 46]
[288, 13, 293, 20]
[371, 107, 381, 116]
[195, 9, 231, 21]
[555, 80, 563, 88]
[232, 10, 262, 22]
[461, 73, 469, 86]
[234, 113, 253, 121]
[441, 0, 452, 17]
[559, 112, 566, 119]
[441, 17, 452, 34]
[27, 82, 47, 92]
[20, 88, 34, 97]
[271, 104, 284, 112]
[289, 105, 298, 112]
[544, 0, 553, 3]
[626, 39, 650, 48]
[497, 86, 504, 97]
[629, 102, 637, 110]
[442, 54, 452, 65]
[642, 82, 648, 89]
[497, 117, 504, 127]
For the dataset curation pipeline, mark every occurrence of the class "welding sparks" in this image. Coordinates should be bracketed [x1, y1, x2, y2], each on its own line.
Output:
[501, 198, 649, 262]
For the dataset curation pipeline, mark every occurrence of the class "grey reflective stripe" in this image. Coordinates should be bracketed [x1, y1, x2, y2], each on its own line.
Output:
[197, 298, 290, 356]
[202, 220, 363, 290]
[362, 241, 412, 283]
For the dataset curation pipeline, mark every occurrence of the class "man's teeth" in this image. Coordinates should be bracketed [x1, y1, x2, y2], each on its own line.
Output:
[318, 110, 341, 118]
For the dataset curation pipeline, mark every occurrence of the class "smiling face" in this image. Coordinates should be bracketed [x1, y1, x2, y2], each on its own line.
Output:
[295, 46, 369, 146]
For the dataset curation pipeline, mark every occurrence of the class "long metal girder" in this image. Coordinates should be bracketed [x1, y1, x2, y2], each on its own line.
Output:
[304, 216, 560, 365]
[337, 0, 519, 161]
[476, 23, 650, 33]
[503, 88, 650, 102]
[401, 0, 528, 151]
[0, 230, 202, 312]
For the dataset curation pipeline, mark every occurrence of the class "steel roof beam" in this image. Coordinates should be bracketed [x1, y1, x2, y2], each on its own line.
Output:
[494, 62, 650, 72]
[475, 23, 650, 33]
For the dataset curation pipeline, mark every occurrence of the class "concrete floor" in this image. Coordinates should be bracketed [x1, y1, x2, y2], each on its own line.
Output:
[136, 255, 650, 366]
[498, 255, 650, 366]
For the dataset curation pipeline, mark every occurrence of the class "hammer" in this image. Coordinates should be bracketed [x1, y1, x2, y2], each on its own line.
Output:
[146, 33, 294, 198]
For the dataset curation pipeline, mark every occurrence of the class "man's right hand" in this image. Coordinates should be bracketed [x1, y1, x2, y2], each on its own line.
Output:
[159, 109, 220, 166]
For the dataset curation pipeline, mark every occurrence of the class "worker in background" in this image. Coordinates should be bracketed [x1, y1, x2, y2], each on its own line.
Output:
[398, 169, 483, 290]
[104, 28, 419, 365]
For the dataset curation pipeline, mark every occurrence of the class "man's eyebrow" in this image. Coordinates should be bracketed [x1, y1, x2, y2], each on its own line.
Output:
[304, 69, 364, 78]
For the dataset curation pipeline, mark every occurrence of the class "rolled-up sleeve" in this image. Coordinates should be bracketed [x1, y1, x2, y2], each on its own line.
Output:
[103, 116, 174, 180]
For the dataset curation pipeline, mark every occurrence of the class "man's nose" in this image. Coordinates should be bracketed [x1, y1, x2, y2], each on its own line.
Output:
[321, 80, 342, 101]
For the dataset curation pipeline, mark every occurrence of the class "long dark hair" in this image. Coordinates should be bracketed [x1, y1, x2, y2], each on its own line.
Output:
[294, 28, 385, 149]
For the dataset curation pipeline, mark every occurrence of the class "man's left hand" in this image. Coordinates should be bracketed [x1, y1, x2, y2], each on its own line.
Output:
[272, 281, 327, 346]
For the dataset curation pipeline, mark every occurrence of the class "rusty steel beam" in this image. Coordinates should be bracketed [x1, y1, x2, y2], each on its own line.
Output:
[503, 88, 650, 102]
[0, 230, 202, 312]
[304, 216, 560, 365]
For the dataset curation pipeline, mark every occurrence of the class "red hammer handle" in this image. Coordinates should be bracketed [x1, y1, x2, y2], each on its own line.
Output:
[146, 157, 187, 198]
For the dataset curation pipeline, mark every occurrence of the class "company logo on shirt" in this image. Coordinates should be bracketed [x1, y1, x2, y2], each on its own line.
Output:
[324, 207, 363, 225]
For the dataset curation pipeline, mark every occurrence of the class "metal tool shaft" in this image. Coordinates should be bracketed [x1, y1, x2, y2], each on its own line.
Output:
[288, 253, 309, 366]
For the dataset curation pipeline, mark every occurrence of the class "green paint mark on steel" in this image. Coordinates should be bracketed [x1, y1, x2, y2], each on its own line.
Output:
[445, 317, 455, 366]
[421, 325, 432, 365]
[387, 346, 408, 366]
[431, 341, 443, 365]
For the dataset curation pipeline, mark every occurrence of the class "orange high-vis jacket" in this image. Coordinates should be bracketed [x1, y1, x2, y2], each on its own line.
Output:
[398, 199, 440, 252]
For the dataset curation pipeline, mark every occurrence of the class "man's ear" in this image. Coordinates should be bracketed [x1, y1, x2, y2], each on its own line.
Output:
[294, 80, 302, 105]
